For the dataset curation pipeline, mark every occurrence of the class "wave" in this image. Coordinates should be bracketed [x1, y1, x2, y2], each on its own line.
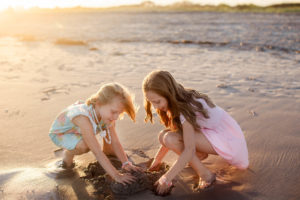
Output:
[8, 35, 299, 54]
[54, 38, 88, 46]
[165, 40, 300, 54]
[114, 38, 299, 54]
[107, 38, 300, 54]
[15, 35, 38, 42]
[167, 40, 229, 46]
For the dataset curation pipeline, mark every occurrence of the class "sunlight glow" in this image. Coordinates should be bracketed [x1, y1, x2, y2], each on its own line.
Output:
[0, 0, 298, 11]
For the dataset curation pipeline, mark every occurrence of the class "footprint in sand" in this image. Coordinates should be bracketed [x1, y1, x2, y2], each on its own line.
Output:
[248, 87, 256, 92]
[112, 51, 125, 56]
[216, 83, 229, 89]
[5, 75, 20, 80]
[57, 64, 74, 71]
[248, 110, 257, 117]
[216, 84, 240, 93]
[41, 86, 70, 101]
[70, 82, 90, 88]
[31, 78, 49, 83]
[89, 47, 98, 51]
[41, 97, 50, 101]
[246, 76, 257, 81]
[3, 109, 21, 118]
[131, 149, 150, 159]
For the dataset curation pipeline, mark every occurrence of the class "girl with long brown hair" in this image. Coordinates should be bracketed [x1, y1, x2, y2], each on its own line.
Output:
[143, 70, 249, 195]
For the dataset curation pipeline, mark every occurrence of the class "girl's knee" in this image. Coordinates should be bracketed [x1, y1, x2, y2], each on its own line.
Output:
[163, 132, 182, 149]
[158, 129, 169, 145]
[75, 140, 89, 154]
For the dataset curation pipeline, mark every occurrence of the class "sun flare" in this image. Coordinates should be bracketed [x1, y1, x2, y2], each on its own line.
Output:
[0, 0, 144, 11]
[0, 0, 297, 11]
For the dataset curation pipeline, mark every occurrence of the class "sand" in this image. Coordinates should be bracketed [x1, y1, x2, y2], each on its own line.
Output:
[1, 62, 299, 200]
[80, 157, 171, 199]
[0, 11, 300, 200]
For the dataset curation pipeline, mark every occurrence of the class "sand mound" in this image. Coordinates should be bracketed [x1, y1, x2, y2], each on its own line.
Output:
[81, 158, 173, 199]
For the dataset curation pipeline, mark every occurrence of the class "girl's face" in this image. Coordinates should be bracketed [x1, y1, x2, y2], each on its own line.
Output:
[145, 90, 168, 112]
[96, 97, 124, 124]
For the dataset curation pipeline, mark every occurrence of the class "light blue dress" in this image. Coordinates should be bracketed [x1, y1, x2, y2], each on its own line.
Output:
[49, 100, 108, 150]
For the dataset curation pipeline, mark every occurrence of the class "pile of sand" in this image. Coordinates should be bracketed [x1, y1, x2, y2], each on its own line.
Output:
[81, 158, 172, 199]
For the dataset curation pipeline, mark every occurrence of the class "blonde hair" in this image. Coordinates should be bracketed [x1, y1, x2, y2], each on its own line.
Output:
[143, 70, 215, 132]
[86, 83, 136, 122]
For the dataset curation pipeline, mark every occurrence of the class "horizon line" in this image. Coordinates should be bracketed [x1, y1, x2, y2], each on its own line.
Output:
[2, 1, 300, 11]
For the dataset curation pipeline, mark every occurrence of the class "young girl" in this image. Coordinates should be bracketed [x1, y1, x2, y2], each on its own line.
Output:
[49, 83, 140, 184]
[143, 70, 249, 195]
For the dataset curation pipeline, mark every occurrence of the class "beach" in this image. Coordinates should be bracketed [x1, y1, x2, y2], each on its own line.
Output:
[0, 10, 299, 199]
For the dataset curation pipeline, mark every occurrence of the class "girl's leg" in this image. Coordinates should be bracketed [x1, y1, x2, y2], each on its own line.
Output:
[162, 131, 216, 188]
[63, 139, 90, 167]
[159, 130, 211, 161]
[194, 131, 217, 155]
[196, 152, 209, 160]
[158, 129, 171, 146]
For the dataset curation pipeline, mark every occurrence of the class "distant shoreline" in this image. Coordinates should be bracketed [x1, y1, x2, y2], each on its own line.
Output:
[2, 2, 300, 14]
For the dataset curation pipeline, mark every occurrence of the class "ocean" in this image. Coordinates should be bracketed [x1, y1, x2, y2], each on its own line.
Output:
[0, 11, 299, 99]
[0, 11, 299, 200]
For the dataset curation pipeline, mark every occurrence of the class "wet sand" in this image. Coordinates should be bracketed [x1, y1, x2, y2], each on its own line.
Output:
[81, 157, 171, 199]
[1, 95, 299, 200]
[0, 11, 300, 200]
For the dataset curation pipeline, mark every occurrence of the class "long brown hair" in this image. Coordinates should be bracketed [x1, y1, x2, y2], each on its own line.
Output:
[143, 70, 215, 132]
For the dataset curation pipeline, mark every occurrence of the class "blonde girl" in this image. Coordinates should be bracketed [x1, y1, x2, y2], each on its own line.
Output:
[49, 83, 139, 184]
[143, 70, 249, 194]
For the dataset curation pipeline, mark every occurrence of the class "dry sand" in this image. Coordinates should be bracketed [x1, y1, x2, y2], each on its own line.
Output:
[0, 36, 299, 199]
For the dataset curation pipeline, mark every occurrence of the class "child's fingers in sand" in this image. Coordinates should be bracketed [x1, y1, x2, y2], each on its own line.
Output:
[149, 163, 161, 171]
[116, 173, 136, 185]
[123, 174, 135, 184]
[124, 163, 144, 172]
[155, 180, 170, 195]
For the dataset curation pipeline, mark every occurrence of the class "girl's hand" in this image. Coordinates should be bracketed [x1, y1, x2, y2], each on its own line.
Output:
[122, 161, 143, 172]
[154, 175, 172, 195]
[114, 173, 136, 185]
[148, 159, 162, 171]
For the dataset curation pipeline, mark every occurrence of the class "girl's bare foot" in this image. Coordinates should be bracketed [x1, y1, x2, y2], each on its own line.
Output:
[60, 160, 75, 169]
[46, 160, 75, 178]
[62, 149, 75, 168]
[196, 173, 216, 190]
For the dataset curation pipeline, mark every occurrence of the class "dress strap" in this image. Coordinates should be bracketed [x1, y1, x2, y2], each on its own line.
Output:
[92, 107, 100, 124]
[103, 129, 111, 144]
[92, 107, 111, 144]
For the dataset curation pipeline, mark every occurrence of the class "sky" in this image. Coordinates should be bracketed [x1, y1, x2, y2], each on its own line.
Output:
[0, 0, 299, 10]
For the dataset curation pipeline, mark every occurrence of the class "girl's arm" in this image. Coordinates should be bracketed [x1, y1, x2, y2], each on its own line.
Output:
[153, 144, 169, 163]
[149, 145, 169, 171]
[72, 116, 130, 181]
[163, 121, 196, 182]
[109, 123, 142, 171]
[108, 122, 128, 163]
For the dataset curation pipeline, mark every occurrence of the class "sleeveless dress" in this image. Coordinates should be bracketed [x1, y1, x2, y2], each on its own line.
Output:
[180, 98, 249, 169]
[49, 100, 109, 150]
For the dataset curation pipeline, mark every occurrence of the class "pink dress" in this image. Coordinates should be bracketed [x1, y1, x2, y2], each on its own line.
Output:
[180, 98, 249, 169]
